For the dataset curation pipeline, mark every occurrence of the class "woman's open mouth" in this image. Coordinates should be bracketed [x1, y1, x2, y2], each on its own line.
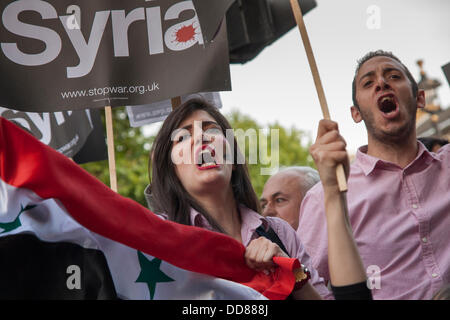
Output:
[196, 145, 219, 170]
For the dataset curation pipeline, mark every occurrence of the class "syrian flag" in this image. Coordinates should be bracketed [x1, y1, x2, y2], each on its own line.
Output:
[0, 117, 299, 300]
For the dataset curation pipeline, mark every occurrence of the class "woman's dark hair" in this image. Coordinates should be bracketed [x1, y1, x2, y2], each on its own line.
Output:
[149, 98, 260, 234]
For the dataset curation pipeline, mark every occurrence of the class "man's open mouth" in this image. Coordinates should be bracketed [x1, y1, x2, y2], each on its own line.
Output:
[378, 94, 397, 114]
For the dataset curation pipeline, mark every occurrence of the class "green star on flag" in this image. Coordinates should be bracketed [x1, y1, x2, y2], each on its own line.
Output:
[0, 204, 36, 234]
[135, 251, 174, 299]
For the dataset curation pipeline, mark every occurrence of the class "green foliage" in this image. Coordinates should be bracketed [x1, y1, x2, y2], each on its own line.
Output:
[227, 110, 315, 197]
[80, 107, 314, 205]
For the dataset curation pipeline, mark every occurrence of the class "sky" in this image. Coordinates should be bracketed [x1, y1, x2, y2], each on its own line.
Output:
[145, 0, 450, 155]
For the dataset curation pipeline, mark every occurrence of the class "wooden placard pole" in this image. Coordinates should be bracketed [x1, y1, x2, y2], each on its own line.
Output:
[105, 106, 118, 192]
[289, 0, 348, 192]
[171, 96, 182, 110]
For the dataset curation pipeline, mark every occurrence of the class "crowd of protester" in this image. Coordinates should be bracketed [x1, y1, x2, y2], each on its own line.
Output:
[143, 50, 449, 300]
[2, 49, 448, 300]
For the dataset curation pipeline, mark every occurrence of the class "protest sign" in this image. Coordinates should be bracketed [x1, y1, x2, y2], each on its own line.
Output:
[0, 107, 95, 158]
[126, 91, 222, 127]
[442, 62, 450, 87]
[72, 108, 107, 164]
[0, 0, 231, 112]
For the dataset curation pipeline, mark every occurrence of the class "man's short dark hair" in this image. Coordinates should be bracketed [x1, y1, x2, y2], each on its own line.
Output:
[352, 50, 419, 109]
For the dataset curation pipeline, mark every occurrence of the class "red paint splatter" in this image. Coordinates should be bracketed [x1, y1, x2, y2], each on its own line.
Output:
[175, 24, 196, 43]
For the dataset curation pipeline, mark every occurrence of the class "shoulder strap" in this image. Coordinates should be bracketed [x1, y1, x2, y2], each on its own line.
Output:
[255, 225, 290, 257]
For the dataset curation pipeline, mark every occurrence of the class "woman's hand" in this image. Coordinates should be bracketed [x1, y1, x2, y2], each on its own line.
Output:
[309, 119, 350, 193]
[244, 237, 288, 274]
[245, 237, 323, 299]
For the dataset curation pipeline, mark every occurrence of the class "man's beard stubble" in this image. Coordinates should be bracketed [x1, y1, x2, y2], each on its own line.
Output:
[360, 102, 417, 146]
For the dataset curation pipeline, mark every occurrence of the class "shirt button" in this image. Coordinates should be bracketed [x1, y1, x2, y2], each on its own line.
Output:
[412, 204, 418, 209]
[432, 273, 439, 278]
[422, 237, 428, 243]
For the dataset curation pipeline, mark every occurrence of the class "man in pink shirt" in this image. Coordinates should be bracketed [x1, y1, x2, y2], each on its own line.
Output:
[297, 50, 450, 300]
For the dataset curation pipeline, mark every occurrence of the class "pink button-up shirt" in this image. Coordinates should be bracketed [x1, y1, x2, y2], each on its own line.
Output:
[297, 142, 450, 300]
[190, 204, 331, 298]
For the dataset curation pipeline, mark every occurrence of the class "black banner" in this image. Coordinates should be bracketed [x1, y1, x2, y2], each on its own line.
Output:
[0, 107, 94, 158]
[73, 108, 107, 164]
[0, 0, 231, 112]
